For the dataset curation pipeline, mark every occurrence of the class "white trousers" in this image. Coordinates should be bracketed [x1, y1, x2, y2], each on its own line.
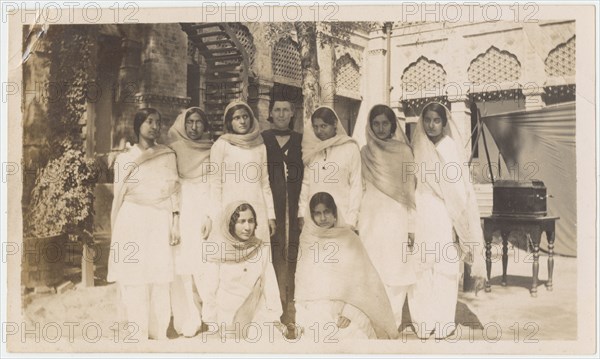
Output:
[119, 283, 171, 341]
[383, 284, 409, 331]
[171, 274, 205, 337]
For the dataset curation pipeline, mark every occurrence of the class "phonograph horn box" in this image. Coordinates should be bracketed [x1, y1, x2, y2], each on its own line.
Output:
[492, 180, 548, 217]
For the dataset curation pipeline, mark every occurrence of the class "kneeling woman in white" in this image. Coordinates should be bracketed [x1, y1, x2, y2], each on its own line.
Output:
[295, 192, 398, 340]
[202, 201, 286, 340]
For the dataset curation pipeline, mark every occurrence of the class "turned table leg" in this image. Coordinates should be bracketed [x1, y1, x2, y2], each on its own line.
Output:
[546, 225, 555, 291]
[501, 230, 510, 286]
[530, 228, 542, 297]
[484, 223, 494, 293]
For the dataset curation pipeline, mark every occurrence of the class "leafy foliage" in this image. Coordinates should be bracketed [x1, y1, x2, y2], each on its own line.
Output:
[25, 25, 97, 244]
[26, 138, 98, 242]
[264, 21, 377, 48]
[263, 21, 378, 121]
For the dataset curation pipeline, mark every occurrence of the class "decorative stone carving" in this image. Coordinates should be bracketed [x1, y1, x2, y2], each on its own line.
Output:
[368, 49, 386, 56]
[467, 46, 521, 84]
[334, 45, 363, 68]
[545, 36, 575, 77]
[401, 56, 447, 92]
[335, 54, 361, 95]
[272, 37, 302, 82]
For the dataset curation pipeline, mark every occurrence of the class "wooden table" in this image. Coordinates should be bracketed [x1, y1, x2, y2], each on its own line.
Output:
[481, 215, 559, 297]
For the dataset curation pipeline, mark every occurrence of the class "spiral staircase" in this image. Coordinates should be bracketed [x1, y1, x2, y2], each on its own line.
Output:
[181, 23, 251, 137]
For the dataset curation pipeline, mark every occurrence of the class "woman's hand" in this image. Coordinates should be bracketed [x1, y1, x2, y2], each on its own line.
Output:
[336, 315, 351, 329]
[201, 216, 212, 240]
[170, 212, 181, 246]
[268, 219, 277, 237]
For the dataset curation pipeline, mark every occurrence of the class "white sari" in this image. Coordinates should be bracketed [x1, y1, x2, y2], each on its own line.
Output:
[358, 104, 418, 328]
[359, 104, 417, 286]
[295, 211, 398, 340]
[299, 106, 363, 227]
[209, 101, 275, 241]
[202, 201, 283, 340]
[108, 144, 180, 340]
[410, 102, 485, 339]
[167, 107, 214, 337]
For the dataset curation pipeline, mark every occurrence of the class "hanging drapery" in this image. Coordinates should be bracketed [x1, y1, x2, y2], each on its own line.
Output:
[482, 102, 576, 256]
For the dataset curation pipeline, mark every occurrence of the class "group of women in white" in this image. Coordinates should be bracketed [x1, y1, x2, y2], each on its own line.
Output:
[108, 97, 484, 342]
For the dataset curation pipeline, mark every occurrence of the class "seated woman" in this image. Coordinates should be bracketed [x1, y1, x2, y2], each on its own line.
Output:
[202, 201, 286, 340]
[295, 192, 398, 340]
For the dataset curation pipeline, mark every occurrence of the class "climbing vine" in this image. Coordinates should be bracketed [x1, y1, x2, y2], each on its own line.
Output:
[25, 25, 98, 244]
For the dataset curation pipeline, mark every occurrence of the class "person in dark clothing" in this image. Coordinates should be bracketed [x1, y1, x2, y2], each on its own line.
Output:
[261, 93, 303, 335]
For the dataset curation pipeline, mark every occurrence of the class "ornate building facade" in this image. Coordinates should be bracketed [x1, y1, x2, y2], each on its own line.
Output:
[358, 20, 575, 154]
[21, 20, 577, 281]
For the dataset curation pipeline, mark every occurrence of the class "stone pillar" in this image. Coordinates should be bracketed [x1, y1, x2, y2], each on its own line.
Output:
[317, 42, 335, 107]
[366, 48, 387, 105]
[522, 23, 547, 111]
[392, 102, 410, 136]
[118, 38, 142, 100]
[445, 31, 470, 105]
[136, 24, 190, 143]
[114, 36, 142, 150]
[449, 96, 472, 162]
[254, 79, 274, 132]
[353, 39, 387, 147]
[198, 57, 208, 110]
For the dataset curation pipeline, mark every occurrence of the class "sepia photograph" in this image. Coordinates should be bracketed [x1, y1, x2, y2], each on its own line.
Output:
[2, 1, 597, 356]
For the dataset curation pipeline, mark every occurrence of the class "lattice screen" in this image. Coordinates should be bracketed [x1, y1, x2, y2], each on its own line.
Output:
[545, 36, 575, 77]
[228, 23, 256, 66]
[468, 47, 521, 83]
[272, 38, 302, 82]
[401, 56, 447, 91]
[335, 54, 361, 94]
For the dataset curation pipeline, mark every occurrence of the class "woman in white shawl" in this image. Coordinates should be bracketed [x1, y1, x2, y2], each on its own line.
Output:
[210, 101, 276, 242]
[167, 107, 213, 337]
[358, 104, 417, 331]
[411, 102, 484, 339]
[202, 201, 286, 340]
[295, 192, 398, 340]
[108, 108, 180, 341]
[298, 106, 362, 229]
